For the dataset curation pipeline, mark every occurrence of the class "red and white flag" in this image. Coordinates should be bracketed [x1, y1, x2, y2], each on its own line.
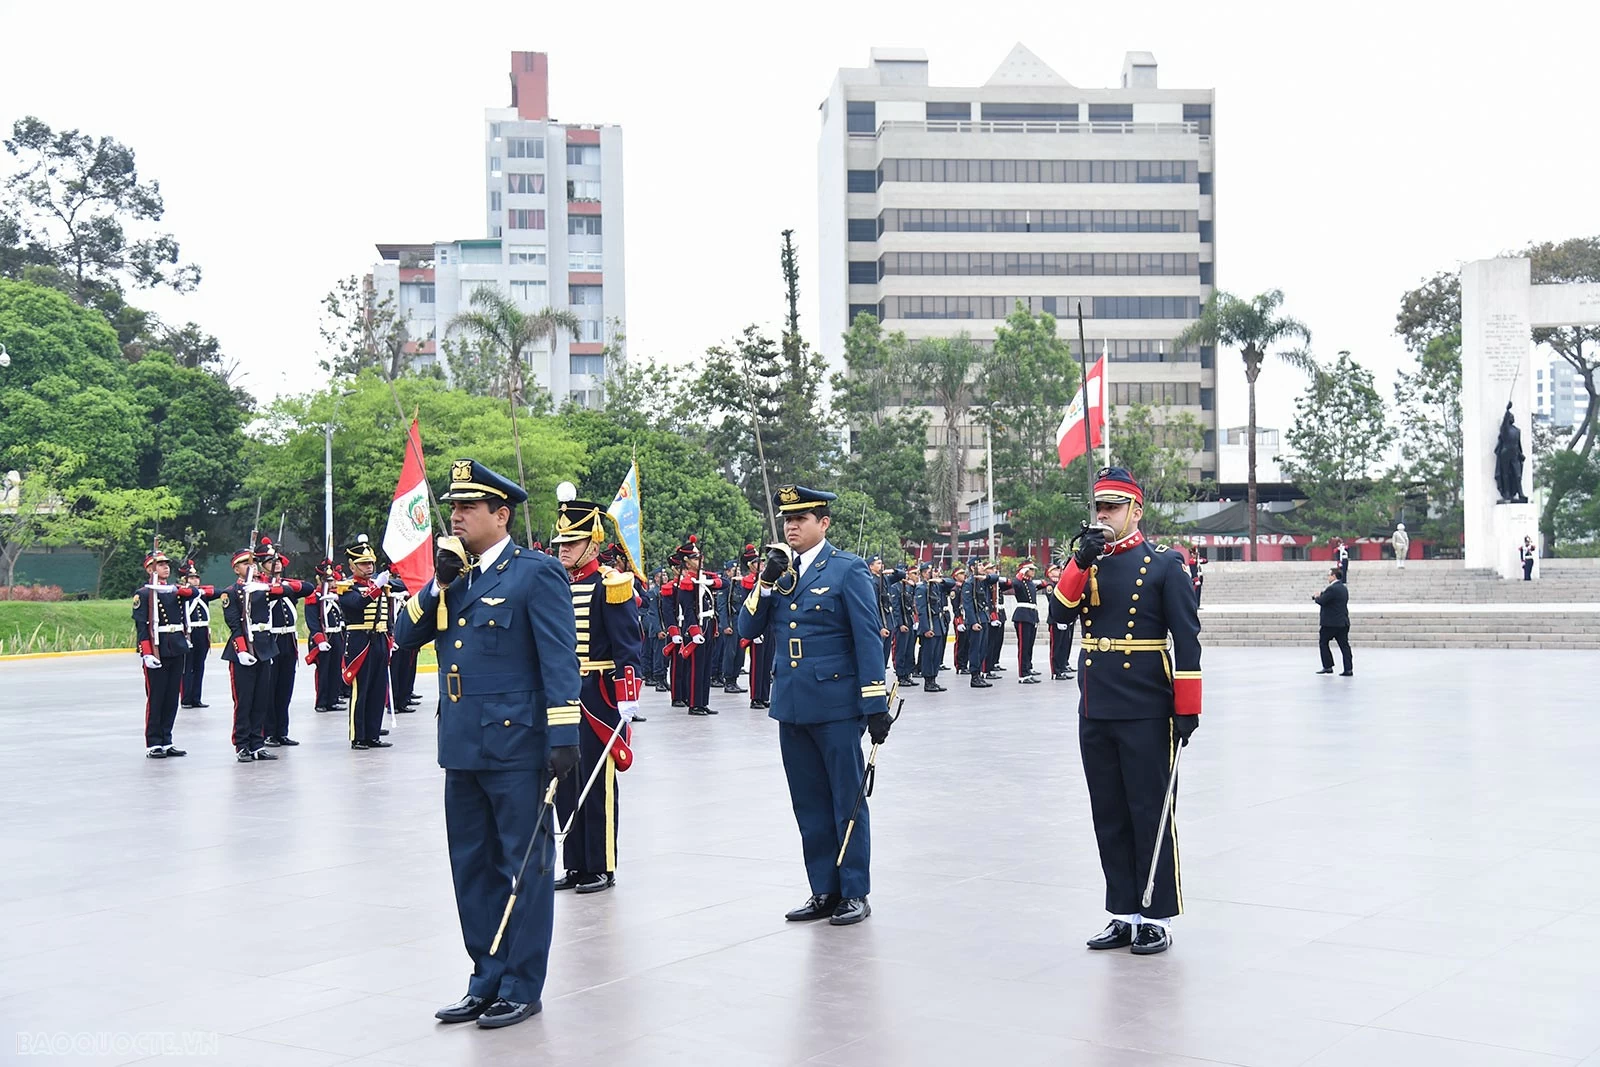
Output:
[383, 417, 435, 591]
[1056, 356, 1107, 468]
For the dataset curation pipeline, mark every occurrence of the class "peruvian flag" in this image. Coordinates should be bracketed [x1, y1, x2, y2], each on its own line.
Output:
[383, 417, 435, 591]
[1056, 356, 1107, 468]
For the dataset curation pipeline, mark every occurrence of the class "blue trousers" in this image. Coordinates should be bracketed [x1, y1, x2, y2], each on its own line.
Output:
[445, 767, 555, 1006]
[778, 718, 871, 899]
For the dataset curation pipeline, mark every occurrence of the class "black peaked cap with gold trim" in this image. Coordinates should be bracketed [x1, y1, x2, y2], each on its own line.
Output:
[439, 458, 528, 506]
[552, 498, 607, 544]
[774, 484, 837, 515]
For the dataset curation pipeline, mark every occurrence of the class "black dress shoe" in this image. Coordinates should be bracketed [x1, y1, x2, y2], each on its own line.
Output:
[314, 706, 330, 713]
[1131, 923, 1171, 955]
[688, 706, 708, 716]
[631, 713, 647, 723]
[434, 994, 491, 1023]
[1316, 668, 1334, 674]
[164, 746, 187, 757]
[1340, 670, 1354, 677]
[956, 668, 968, 675]
[194, 702, 209, 708]
[252, 749, 278, 761]
[236, 748, 254, 763]
[671, 699, 688, 708]
[703, 706, 718, 715]
[351, 740, 371, 750]
[396, 706, 416, 714]
[829, 897, 871, 926]
[1086, 920, 1134, 950]
[970, 677, 993, 688]
[380, 728, 390, 735]
[984, 672, 1000, 680]
[1052, 672, 1069, 680]
[276, 736, 300, 747]
[785, 893, 840, 921]
[475, 998, 541, 1029]
[553, 871, 583, 891]
[263, 737, 282, 747]
[924, 681, 946, 692]
[1020, 676, 1042, 684]
[575, 872, 615, 894]
[145, 746, 167, 759]
[367, 739, 393, 748]
[723, 684, 746, 694]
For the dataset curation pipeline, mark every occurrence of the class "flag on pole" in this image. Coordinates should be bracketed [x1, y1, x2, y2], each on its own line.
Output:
[1101, 340, 1112, 468]
[1056, 355, 1107, 468]
[383, 417, 435, 591]
[605, 459, 644, 579]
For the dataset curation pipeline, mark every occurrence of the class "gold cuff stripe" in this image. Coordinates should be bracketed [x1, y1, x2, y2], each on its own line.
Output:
[1053, 587, 1081, 608]
[1173, 670, 1202, 679]
[547, 707, 581, 726]
[860, 684, 888, 698]
[406, 596, 424, 623]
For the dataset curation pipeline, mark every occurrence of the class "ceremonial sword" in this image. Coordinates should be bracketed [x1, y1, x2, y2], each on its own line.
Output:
[1141, 739, 1185, 910]
[836, 681, 903, 868]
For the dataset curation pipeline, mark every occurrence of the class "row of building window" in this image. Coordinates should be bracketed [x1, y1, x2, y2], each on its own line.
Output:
[507, 138, 544, 159]
[879, 295, 1202, 320]
[1107, 382, 1211, 409]
[876, 158, 1200, 185]
[567, 145, 601, 167]
[867, 252, 1200, 279]
[507, 213, 601, 237]
[507, 173, 544, 194]
[845, 100, 1211, 130]
[878, 209, 1203, 235]
[839, 316, 1214, 366]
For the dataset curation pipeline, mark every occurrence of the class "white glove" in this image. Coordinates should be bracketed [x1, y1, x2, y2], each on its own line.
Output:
[691, 633, 704, 644]
[317, 641, 331, 652]
[671, 634, 683, 644]
[990, 620, 1001, 628]
[141, 584, 179, 593]
[141, 654, 162, 669]
[753, 636, 763, 644]
[956, 624, 965, 632]
[237, 651, 257, 666]
[1055, 623, 1070, 631]
[618, 700, 640, 722]
[373, 570, 391, 587]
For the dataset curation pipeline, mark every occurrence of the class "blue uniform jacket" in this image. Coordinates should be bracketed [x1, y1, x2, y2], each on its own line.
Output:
[394, 544, 583, 770]
[912, 581, 941, 637]
[736, 540, 888, 725]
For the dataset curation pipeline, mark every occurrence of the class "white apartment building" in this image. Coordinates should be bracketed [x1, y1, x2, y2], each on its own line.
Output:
[818, 45, 1217, 486]
[370, 51, 624, 408]
[1534, 357, 1584, 430]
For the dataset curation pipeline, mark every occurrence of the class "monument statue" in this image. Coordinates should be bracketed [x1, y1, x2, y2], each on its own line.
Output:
[1493, 405, 1526, 503]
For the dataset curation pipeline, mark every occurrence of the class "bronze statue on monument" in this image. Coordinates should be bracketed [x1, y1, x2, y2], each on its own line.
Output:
[1494, 404, 1527, 503]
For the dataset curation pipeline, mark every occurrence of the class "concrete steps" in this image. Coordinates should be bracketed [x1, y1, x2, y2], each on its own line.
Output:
[1197, 559, 1600, 606]
[1197, 608, 1600, 650]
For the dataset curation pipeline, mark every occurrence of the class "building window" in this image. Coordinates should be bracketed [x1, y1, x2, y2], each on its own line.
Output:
[848, 303, 878, 322]
[508, 209, 546, 230]
[1198, 171, 1213, 195]
[507, 172, 545, 194]
[1087, 104, 1134, 123]
[570, 354, 606, 376]
[418, 284, 435, 304]
[566, 144, 601, 166]
[847, 218, 878, 242]
[1198, 220, 1214, 243]
[507, 138, 544, 159]
[878, 252, 1199, 278]
[1200, 345, 1215, 369]
[926, 101, 971, 120]
[1183, 103, 1212, 135]
[1200, 388, 1214, 410]
[508, 280, 548, 305]
[507, 247, 546, 265]
[568, 250, 604, 271]
[489, 122, 502, 140]
[848, 260, 879, 284]
[846, 100, 876, 133]
[490, 191, 502, 211]
[1203, 430, 1216, 451]
[981, 103, 1078, 121]
[571, 285, 604, 306]
[569, 216, 603, 236]
[847, 169, 877, 194]
[881, 295, 1200, 321]
[876, 158, 1196, 185]
[576, 319, 604, 342]
[489, 156, 501, 176]
[1199, 262, 1214, 286]
[1104, 382, 1202, 406]
[567, 179, 603, 200]
[879, 208, 1198, 234]
[489, 225, 502, 238]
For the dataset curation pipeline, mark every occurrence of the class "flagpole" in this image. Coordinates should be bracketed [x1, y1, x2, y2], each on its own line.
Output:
[1101, 339, 1112, 469]
[1075, 304, 1095, 505]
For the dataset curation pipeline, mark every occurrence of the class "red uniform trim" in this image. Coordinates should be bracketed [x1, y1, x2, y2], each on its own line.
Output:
[1055, 560, 1091, 605]
[1174, 676, 1202, 717]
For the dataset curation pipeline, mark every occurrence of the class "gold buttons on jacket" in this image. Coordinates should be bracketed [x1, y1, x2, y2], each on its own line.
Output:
[1135, 579, 1143, 587]
[790, 660, 798, 668]
[1131, 594, 1140, 601]
[1129, 607, 1137, 615]
[1123, 662, 1131, 669]
[1084, 658, 1093, 666]
[790, 604, 798, 611]
[503, 719, 511, 726]
[458, 618, 466, 627]
[454, 640, 463, 648]
[1144, 556, 1152, 563]
[790, 621, 798, 629]
[1140, 567, 1147, 575]
[488, 620, 496, 627]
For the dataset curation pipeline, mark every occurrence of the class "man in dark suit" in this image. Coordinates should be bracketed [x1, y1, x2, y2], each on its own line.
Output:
[393, 459, 583, 1030]
[1313, 567, 1352, 676]
[738, 485, 892, 927]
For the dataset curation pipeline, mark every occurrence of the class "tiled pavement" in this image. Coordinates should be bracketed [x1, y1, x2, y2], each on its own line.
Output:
[2, 647, 1597, 1066]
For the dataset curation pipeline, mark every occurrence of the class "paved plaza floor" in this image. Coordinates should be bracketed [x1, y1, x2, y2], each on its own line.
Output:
[2, 647, 1598, 1066]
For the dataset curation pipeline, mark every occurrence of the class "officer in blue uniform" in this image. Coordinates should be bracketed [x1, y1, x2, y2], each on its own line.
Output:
[715, 558, 744, 693]
[961, 562, 993, 687]
[738, 485, 892, 927]
[912, 564, 947, 692]
[948, 565, 970, 674]
[393, 459, 583, 1029]
[642, 570, 667, 690]
[339, 537, 393, 751]
[1054, 467, 1202, 956]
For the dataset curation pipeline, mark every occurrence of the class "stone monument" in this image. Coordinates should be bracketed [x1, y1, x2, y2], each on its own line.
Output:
[1461, 258, 1600, 577]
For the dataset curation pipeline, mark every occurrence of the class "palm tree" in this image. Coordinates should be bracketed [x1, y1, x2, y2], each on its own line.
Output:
[448, 288, 580, 542]
[909, 334, 981, 558]
[1175, 290, 1312, 561]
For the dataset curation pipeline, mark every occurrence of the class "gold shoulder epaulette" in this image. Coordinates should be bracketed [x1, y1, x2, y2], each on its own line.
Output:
[602, 567, 634, 604]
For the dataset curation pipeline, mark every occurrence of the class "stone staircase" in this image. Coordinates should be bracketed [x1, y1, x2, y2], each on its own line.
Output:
[1191, 559, 1600, 649]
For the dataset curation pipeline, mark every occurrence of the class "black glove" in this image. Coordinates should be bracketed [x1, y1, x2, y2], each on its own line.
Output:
[435, 546, 466, 589]
[867, 711, 892, 745]
[1073, 525, 1108, 569]
[548, 745, 580, 780]
[1173, 714, 1199, 746]
[759, 547, 789, 585]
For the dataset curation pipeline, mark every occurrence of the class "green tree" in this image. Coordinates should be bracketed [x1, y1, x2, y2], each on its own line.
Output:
[1111, 403, 1208, 533]
[1393, 330, 1464, 547]
[63, 480, 180, 596]
[1, 117, 200, 306]
[830, 487, 907, 561]
[903, 335, 982, 555]
[830, 313, 932, 543]
[1278, 352, 1396, 537]
[447, 288, 580, 542]
[599, 355, 698, 438]
[0, 443, 83, 586]
[1525, 237, 1600, 549]
[319, 274, 423, 381]
[1175, 289, 1313, 560]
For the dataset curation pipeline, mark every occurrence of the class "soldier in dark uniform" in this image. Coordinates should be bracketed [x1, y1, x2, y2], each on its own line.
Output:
[736, 544, 777, 709]
[133, 549, 206, 757]
[339, 537, 393, 751]
[892, 564, 919, 685]
[550, 496, 645, 895]
[389, 575, 421, 714]
[716, 559, 746, 694]
[642, 570, 666, 690]
[220, 543, 289, 762]
[868, 556, 894, 665]
[1055, 467, 1202, 956]
[669, 537, 722, 716]
[983, 561, 1006, 678]
[263, 545, 314, 747]
[1046, 563, 1076, 680]
[962, 561, 993, 687]
[178, 559, 222, 709]
[306, 559, 346, 713]
[913, 563, 947, 692]
[661, 554, 687, 706]
[949, 564, 971, 674]
[738, 485, 891, 927]
[393, 459, 583, 1029]
[1005, 559, 1044, 683]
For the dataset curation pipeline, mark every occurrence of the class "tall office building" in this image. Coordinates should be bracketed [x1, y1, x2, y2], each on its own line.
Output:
[818, 45, 1217, 488]
[1534, 356, 1583, 430]
[371, 51, 624, 407]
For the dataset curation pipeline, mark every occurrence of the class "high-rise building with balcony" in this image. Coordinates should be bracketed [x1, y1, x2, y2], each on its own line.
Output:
[371, 51, 624, 407]
[818, 45, 1217, 489]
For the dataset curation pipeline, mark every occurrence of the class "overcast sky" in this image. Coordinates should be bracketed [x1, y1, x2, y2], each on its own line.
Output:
[3, 0, 1597, 435]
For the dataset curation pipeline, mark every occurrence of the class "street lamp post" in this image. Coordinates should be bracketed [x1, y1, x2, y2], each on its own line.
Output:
[324, 389, 357, 560]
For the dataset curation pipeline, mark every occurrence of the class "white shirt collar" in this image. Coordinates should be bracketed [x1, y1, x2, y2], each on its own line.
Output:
[796, 540, 827, 579]
[476, 535, 513, 573]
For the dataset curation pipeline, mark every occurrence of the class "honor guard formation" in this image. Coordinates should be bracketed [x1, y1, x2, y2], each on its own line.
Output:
[129, 459, 1203, 1028]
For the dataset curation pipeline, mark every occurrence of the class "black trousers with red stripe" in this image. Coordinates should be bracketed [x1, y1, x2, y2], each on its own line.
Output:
[1049, 623, 1075, 674]
[1013, 620, 1037, 677]
[1079, 714, 1181, 919]
[143, 659, 184, 747]
[268, 644, 296, 739]
[681, 642, 712, 709]
[229, 660, 274, 752]
[559, 673, 622, 875]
